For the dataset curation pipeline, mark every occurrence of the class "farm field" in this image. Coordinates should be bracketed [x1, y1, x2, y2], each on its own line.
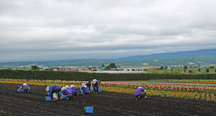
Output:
[0, 83, 216, 116]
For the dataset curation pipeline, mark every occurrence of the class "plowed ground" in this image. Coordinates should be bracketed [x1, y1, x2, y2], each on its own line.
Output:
[0, 84, 215, 116]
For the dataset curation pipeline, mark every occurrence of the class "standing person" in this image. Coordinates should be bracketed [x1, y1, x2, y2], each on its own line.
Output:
[134, 86, 147, 99]
[46, 85, 61, 101]
[70, 85, 79, 95]
[81, 83, 90, 94]
[91, 79, 100, 93]
[19, 83, 30, 92]
[85, 80, 91, 91]
[60, 87, 73, 100]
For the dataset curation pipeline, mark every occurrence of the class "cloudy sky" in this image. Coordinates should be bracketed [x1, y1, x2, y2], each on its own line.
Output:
[1, 0, 216, 62]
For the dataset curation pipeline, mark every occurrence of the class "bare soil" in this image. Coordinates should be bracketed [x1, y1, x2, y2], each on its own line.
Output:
[0, 83, 215, 116]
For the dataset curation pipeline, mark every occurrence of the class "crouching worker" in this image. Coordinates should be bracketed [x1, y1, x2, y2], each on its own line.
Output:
[19, 83, 30, 92]
[81, 83, 90, 94]
[135, 86, 147, 99]
[85, 80, 91, 92]
[46, 85, 61, 101]
[91, 79, 100, 93]
[70, 85, 79, 95]
[60, 87, 73, 100]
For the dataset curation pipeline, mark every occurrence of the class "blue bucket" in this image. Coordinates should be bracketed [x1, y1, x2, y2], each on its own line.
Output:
[143, 96, 147, 99]
[59, 92, 62, 95]
[81, 89, 83, 94]
[47, 92, 49, 95]
[46, 96, 51, 101]
[84, 106, 94, 113]
[18, 89, 22, 92]
[98, 88, 102, 92]
[62, 95, 67, 100]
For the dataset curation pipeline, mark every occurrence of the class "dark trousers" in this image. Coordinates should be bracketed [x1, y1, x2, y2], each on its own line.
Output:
[93, 85, 98, 92]
[73, 92, 78, 95]
[67, 96, 73, 100]
[86, 84, 91, 91]
[23, 88, 28, 93]
[135, 92, 146, 99]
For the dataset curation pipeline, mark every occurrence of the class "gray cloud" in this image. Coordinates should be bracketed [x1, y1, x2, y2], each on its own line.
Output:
[0, 0, 216, 62]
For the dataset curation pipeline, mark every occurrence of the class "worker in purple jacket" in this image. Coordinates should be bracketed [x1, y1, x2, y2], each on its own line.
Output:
[19, 83, 30, 92]
[60, 87, 73, 100]
[81, 83, 90, 94]
[70, 85, 79, 95]
[91, 79, 100, 93]
[46, 85, 61, 100]
[64, 85, 73, 92]
[85, 80, 92, 92]
[135, 87, 147, 99]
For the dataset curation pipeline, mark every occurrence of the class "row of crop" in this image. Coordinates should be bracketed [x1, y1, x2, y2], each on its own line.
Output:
[100, 82, 216, 94]
[1, 69, 216, 81]
[2, 78, 216, 94]
[100, 86, 216, 102]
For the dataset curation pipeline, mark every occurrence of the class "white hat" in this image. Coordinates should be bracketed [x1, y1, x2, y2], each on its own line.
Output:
[70, 85, 75, 88]
[82, 83, 87, 87]
[138, 87, 143, 89]
[23, 83, 27, 85]
[61, 87, 67, 91]
[65, 85, 69, 88]
[93, 79, 97, 82]
[46, 86, 50, 92]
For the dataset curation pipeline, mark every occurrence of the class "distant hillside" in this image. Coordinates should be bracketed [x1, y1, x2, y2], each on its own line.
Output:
[0, 49, 216, 67]
[121, 49, 216, 59]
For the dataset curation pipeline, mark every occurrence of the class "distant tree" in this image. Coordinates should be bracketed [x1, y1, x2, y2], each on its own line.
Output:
[171, 68, 173, 72]
[198, 68, 201, 72]
[165, 66, 168, 70]
[102, 64, 105, 67]
[89, 67, 92, 71]
[206, 68, 209, 73]
[160, 66, 164, 70]
[31, 65, 39, 70]
[105, 63, 117, 70]
[183, 66, 188, 70]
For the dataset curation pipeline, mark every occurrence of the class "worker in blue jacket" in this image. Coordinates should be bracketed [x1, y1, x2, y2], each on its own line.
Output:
[91, 79, 100, 93]
[46, 85, 61, 100]
[70, 85, 79, 95]
[81, 83, 90, 94]
[85, 80, 92, 92]
[60, 87, 73, 100]
[19, 83, 30, 92]
[134, 86, 147, 99]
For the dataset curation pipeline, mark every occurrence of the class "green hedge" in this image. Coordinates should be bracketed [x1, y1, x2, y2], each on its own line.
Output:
[0, 69, 215, 81]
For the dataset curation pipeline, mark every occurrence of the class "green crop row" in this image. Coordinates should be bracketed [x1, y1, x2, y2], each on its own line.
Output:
[0, 69, 216, 81]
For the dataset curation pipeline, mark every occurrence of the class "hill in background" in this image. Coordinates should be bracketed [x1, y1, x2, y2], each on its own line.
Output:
[0, 49, 215, 67]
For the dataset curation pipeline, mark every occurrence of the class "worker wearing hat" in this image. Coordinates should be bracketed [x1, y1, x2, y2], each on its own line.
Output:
[60, 87, 73, 100]
[134, 86, 147, 99]
[81, 83, 90, 94]
[91, 79, 100, 93]
[70, 84, 79, 95]
[46, 85, 61, 101]
[19, 83, 30, 92]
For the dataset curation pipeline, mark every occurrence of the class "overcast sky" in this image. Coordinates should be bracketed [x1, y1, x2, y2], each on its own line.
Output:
[0, 0, 216, 62]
